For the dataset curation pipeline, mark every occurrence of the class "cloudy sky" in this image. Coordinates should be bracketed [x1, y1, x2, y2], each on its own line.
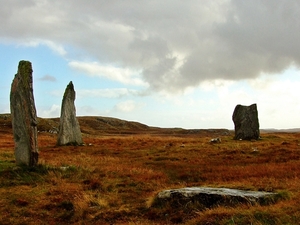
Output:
[1, 0, 300, 129]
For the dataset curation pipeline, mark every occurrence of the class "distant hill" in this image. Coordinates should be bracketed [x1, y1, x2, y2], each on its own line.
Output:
[2, 113, 299, 136]
[0, 114, 231, 136]
[260, 128, 300, 133]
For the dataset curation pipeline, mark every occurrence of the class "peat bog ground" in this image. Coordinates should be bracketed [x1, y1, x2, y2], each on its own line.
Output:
[0, 115, 300, 224]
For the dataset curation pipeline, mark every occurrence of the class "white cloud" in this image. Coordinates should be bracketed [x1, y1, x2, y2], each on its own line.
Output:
[43, 40, 67, 56]
[1, 0, 300, 92]
[6, 39, 67, 56]
[69, 61, 147, 86]
[113, 100, 143, 113]
[213, 73, 300, 128]
[77, 88, 142, 99]
[38, 104, 60, 118]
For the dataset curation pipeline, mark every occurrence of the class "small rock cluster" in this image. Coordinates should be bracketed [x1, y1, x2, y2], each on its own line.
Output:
[210, 137, 221, 143]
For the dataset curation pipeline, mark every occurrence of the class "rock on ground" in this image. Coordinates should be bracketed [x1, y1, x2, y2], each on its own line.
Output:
[153, 187, 277, 209]
[10, 60, 38, 166]
[57, 81, 83, 146]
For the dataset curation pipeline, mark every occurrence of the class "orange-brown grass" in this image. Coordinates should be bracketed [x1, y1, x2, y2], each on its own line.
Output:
[0, 130, 300, 224]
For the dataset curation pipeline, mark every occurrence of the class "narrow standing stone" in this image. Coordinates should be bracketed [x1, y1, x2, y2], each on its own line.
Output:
[57, 81, 83, 146]
[10, 60, 38, 166]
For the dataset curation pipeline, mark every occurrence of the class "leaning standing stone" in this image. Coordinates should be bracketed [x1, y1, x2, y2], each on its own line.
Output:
[10, 60, 38, 166]
[57, 81, 83, 146]
[232, 103, 260, 140]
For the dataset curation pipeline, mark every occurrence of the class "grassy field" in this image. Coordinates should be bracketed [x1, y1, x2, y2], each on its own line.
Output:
[0, 116, 300, 224]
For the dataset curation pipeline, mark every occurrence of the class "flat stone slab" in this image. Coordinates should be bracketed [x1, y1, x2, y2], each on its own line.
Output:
[154, 187, 277, 208]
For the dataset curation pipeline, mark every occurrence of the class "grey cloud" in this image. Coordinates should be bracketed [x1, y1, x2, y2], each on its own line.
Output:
[213, 0, 300, 71]
[1, 0, 300, 92]
[143, 57, 178, 91]
[38, 75, 57, 82]
[129, 36, 171, 66]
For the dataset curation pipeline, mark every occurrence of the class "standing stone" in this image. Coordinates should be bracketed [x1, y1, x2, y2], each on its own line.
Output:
[232, 104, 260, 140]
[10, 60, 38, 166]
[57, 81, 83, 146]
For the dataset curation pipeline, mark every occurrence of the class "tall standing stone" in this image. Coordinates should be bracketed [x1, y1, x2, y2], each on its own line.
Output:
[57, 81, 83, 146]
[232, 103, 260, 140]
[10, 60, 38, 166]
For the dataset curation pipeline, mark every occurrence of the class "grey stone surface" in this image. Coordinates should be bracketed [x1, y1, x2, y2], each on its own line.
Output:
[232, 104, 260, 140]
[154, 187, 277, 208]
[10, 60, 38, 166]
[210, 137, 221, 143]
[57, 81, 83, 146]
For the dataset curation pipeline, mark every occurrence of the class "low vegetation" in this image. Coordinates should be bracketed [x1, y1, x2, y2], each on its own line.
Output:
[0, 115, 300, 224]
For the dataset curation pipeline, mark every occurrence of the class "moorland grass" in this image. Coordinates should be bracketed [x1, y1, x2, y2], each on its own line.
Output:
[0, 130, 299, 224]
